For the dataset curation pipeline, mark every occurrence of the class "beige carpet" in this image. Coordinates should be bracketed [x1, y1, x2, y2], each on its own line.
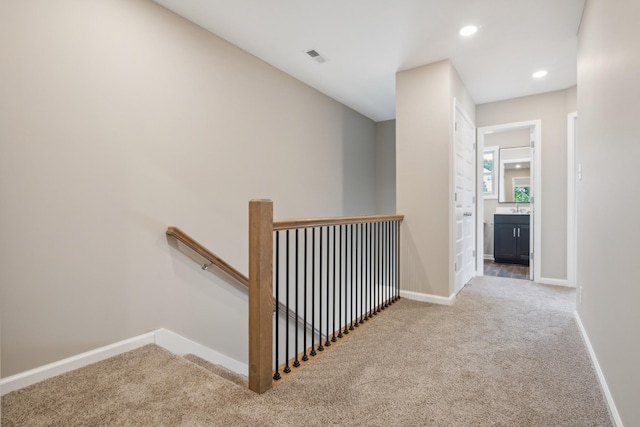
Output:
[2, 276, 613, 426]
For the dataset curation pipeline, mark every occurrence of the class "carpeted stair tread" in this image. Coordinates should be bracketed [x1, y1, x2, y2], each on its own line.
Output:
[182, 354, 248, 387]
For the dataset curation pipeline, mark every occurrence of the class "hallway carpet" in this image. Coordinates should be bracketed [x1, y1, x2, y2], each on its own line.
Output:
[1, 276, 612, 426]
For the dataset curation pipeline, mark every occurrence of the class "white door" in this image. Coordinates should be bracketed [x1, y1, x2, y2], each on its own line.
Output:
[454, 105, 476, 293]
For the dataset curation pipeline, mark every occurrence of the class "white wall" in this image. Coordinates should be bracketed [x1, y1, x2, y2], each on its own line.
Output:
[0, 0, 377, 376]
[396, 60, 475, 299]
[577, 0, 640, 425]
[477, 88, 576, 281]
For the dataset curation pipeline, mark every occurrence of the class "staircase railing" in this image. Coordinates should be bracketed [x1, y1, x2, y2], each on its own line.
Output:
[166, 226, 322, 345]
[249, 200, 403, 394]
[167, 201, 403, 395]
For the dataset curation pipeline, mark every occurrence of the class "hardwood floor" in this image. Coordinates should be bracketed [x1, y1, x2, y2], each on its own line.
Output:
[484, 260, 530, 280]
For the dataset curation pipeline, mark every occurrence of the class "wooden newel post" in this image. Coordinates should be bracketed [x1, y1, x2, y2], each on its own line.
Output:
[248, 199, 273, 394]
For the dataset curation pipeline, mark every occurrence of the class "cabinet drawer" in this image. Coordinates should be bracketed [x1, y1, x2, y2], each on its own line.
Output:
[494, 214, 529, 225]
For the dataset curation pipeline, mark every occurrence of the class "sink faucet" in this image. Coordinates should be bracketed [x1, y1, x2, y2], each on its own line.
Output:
[514, 203, 519, 213]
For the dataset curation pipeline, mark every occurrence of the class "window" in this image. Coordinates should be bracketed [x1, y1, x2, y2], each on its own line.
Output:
[483, 146, 499, 199]
[513, 177, 530, 202]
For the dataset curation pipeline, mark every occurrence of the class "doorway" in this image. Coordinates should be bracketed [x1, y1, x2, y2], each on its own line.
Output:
[476, 120, 542, 282]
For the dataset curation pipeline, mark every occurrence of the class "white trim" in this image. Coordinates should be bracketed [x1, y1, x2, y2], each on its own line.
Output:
[567, 112, 578, 288]
[483, 145, 500, 200]
[537, 277, 574, 288]
[155, 329, 247, 376]
[0, 329, 248, 396]
[477, 119, 541, 282]
[574, 312, 623, 427]
[483, 255, 494, 261]
[0, 332, 155, 395]
[400, 290, 457, 306]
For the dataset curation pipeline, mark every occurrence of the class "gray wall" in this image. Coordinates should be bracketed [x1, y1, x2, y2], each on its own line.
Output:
[477, 88, 576, 281]
[375, 120, 396, 214]
[0, 0, 377, 376]
[396, 60, 475, 298]
[577, 0, 640, 424]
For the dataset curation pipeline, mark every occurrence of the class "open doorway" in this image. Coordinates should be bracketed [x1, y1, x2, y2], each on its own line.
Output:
[476, 120, 542, 282]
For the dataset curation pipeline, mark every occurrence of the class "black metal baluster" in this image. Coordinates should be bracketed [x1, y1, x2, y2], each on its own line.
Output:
[392, 221, 397, 303]
[367, 222, 372, 320]
[343, 224, 349, 335]
[293, 230, 300, 368]
[274, 231, 281, 381]
[304, 228, 310, 361]
[334, 225, 347, 338]
[338, 224, 343, 339]
[284, 230, 291, 374]
[384, 221, 391, 308]
[310, 228, 317, 356]
[364, 223, 368, 322]
[318, 227, 324, 352]
[379, 222, 383, 312]
[358, 223, 363, 325]
[396, 220, 400, 301]
[380, 222, 385, 312]
[388, 221, 392, 304]
[332, 226, 338, 342]
[376, 222, 381, 314]
[372, 222, 376, 316]
[350, 223, 355, 330]
[325, 226, 331, 348]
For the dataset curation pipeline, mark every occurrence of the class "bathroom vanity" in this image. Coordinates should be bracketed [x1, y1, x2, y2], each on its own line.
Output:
[494, 214, 530, 265]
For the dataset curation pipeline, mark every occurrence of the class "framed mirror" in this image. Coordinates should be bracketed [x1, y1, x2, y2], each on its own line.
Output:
[499, 146, 531, 203]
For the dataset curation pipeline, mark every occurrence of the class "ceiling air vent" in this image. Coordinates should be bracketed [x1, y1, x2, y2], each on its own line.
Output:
[306, 49, 327, 64]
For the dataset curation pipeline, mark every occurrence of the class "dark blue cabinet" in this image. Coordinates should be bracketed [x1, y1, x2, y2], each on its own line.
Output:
[494, 214, 530, 265]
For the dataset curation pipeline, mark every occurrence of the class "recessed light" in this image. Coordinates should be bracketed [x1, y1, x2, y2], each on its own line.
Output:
[532, 70, 548, 79]
[459, 25, 478, 37]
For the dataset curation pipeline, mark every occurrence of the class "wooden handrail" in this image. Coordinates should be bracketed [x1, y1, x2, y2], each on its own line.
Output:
[166, 225, 323, 339]
[273, 214, 404, 231]
[166, 227, 249, 287]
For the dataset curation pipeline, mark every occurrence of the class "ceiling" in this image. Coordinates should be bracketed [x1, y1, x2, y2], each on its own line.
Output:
[152, 0, 585, 122]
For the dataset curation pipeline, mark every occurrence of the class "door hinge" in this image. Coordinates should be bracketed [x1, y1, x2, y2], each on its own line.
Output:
[455, 262, 458, 272]
[455, 122, 458, 131]
[531, 140, 535, 148]
[472, 196, 476, 204]
[455, 192, 458, 202]
[473, 250, 476, 258]
[531, 196, 534, 203]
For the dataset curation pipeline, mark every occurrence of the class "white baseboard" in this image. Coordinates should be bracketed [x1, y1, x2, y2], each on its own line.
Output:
[1, 332, 155, 395]
[574, 311, 623, 427]
[538, 277, 575, 288]
[484, 255, 494, 261]
[155, 329, 247, 376]
[400, 290, 456, 305]
[1, 329, 247, 396]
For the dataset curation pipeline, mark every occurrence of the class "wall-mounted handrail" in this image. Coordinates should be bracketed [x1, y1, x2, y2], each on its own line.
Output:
[273, 214, 404, 231]
[166, 227, 249, 287]
[166, 225, 323, 347]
